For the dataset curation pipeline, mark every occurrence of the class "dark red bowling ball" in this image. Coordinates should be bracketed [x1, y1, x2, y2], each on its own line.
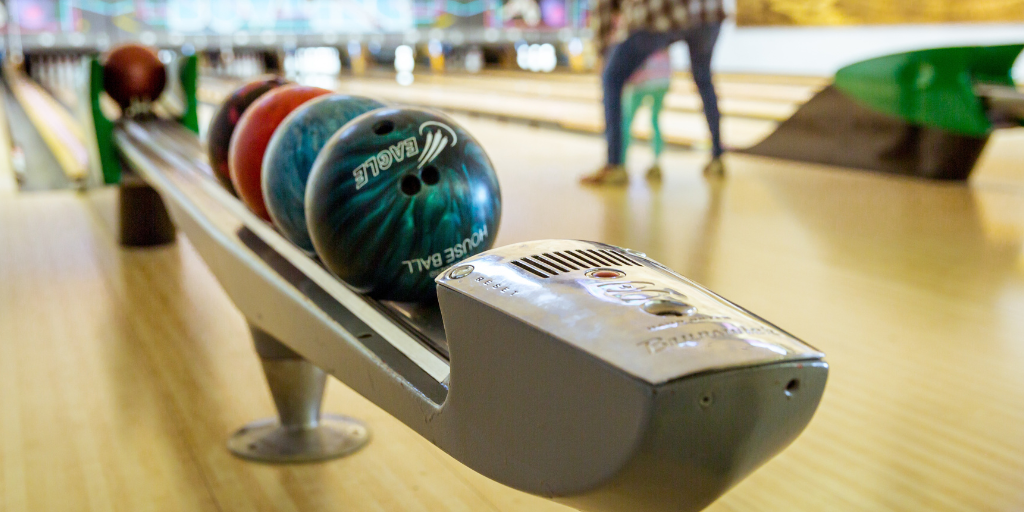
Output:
[103, 44, 167, 109]
[206, 76, 289, 193]
[228, 84, 331, 220]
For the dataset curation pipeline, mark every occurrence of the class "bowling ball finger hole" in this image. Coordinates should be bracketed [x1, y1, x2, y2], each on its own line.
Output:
[401, 174, 422, 195]
[420, 165, 440, 185]
[373, 120, 395, 135]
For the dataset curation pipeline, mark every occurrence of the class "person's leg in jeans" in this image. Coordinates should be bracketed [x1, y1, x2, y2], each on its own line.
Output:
[603, 32, 673, 165]
[582, 31, 672, 184]
[683, 23, 724, 174]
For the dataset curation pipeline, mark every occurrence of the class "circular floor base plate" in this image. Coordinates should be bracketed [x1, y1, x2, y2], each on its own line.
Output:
[227, 415, 370, 463]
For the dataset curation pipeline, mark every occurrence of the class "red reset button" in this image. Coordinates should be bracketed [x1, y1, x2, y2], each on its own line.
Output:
[588, 269, 625, 279]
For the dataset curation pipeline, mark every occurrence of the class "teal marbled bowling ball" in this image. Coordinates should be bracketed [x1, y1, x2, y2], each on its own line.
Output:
[262, 94, 386, 252]
[306, 107, 501, 302]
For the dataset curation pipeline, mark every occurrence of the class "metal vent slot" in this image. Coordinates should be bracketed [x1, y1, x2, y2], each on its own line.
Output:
[544, 252, 580, 270]
[598, 250, 628, 265]
[584, 249, 621, 267]
[554, 251, 590, 268]
[534, 253, 572, 272]
[522, 256, 559, 275]
[511, 249, 640, 278]
[569, 250, 604, 267]
[511, 260, 549, 278]
[600, 250, 639, 266]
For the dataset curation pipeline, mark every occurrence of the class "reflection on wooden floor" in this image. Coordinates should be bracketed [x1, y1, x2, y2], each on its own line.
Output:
[384, 72, 813, 119]
[2, 106, 1024, 510]
[198, 71, 812, 149]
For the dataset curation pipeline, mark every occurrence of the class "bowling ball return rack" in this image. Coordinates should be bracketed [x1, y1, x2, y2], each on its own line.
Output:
[84, 53, 830, 512]
[112, 118, 828, 512]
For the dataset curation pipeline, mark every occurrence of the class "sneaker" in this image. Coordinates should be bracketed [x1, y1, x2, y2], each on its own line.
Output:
[580, 164, 628, 186]
[703, 157, 724, 177]
[645, 164, 662, 182]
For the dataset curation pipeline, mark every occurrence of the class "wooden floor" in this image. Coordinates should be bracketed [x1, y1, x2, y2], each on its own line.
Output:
[0, 184, 571, 512]
[199, 71, 807, 149]
[3, 92, 1024, 510]
[329, 75, 778, 147]
[375, 71, 811, 120]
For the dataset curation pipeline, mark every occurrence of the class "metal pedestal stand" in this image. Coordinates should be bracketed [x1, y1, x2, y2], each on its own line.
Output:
[119, 170, 175, 247]
[227, 326, 370, 463]
[117, 165, 370, 463]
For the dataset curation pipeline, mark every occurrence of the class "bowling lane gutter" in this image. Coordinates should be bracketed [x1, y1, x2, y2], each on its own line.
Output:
[6, 71, 90, 185]
[0, 80, 17, 193]
[0, 78, 70, 191]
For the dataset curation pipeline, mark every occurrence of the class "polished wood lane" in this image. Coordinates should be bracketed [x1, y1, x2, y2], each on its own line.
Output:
[399, 72, 805, 121]
[2, 112, 1024, 511]
[199, 75, 779, 149]
[334, 76, 777, 147]
[196, 69, 827, 149]
[476, 69, 823, 103]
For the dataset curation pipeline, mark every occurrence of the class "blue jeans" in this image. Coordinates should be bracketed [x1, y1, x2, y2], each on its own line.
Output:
[603, 24, 723, 165]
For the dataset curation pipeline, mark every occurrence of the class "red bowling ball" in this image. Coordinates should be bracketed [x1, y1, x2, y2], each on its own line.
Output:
[228, 84, 331, 220]
[103, 43, 167, 110]
[206, 76, 289, 193]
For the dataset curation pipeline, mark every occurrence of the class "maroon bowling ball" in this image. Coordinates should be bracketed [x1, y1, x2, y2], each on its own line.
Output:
[103, 44, 167, 110]
[206, 76, 289, 193]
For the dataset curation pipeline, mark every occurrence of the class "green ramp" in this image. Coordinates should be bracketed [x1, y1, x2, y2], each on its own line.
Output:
[742, 44, 1023, 181]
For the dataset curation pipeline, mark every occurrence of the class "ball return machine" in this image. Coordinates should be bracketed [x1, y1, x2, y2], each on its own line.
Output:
[87, 55, 828, 512]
